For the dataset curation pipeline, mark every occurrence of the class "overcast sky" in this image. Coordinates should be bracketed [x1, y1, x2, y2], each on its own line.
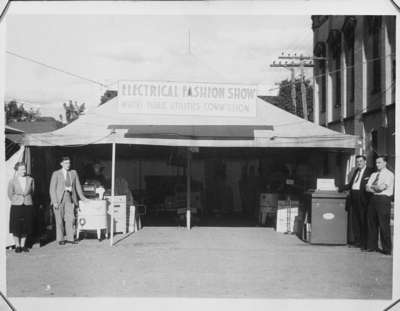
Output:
[5, 15, 313, 119]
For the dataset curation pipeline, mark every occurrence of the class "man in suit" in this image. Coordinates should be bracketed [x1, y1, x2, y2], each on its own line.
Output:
[49, 156, 87, 245]
[342, 155, 373, 250]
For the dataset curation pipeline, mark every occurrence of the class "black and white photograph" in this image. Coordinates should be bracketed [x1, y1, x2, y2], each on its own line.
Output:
[0, 1, 398, 310]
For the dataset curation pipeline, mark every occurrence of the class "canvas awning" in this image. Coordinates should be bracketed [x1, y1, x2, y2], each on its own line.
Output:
[23, 97, 359, 149]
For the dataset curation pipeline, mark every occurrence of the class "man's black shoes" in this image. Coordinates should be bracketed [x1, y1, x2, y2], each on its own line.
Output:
[65, 240, 78, 245]
[58, 240, 78, 245]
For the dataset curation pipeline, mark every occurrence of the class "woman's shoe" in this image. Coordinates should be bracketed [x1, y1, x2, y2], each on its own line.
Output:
[15, 247, 22, 253]
[21, 247, 29, 253]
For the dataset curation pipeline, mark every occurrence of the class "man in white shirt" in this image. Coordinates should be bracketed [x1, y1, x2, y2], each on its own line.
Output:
[366, 155, 394, 255]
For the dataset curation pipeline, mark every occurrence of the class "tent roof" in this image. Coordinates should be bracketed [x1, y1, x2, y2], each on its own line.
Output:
[23, 96, 359, 149]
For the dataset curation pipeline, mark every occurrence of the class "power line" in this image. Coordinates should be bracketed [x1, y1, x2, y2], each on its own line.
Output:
[6, 50, 109, 88]
[313, 53, 395, 80]
[0, 0, 10, 24]
[267, 53, 395, 92]
[261, 81, 395, 130]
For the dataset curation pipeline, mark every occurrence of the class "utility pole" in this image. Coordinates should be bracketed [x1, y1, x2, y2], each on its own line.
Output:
[270, 53, 315, 120]
[300, 62, 307, 121]
[290, 68, 297, 115]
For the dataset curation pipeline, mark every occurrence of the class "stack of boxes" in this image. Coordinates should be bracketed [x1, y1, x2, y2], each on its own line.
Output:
[276, 199, 299, 233]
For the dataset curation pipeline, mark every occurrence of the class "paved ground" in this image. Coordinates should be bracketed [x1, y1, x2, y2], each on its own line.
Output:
[6, 227, 392, 298]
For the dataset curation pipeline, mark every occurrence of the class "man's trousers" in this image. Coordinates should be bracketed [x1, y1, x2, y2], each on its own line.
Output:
[367, 195, 392, 253]
[53, 192, 75, 242]
[350, 190, 368, 249]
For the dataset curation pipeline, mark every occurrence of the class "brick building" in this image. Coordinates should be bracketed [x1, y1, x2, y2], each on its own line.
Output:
[312, 16, 395, 170]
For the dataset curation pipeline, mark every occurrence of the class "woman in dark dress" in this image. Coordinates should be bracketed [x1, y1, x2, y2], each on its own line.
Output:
[8, 162, 35, 253]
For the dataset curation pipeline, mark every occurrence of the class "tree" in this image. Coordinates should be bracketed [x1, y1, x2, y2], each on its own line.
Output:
[5, 100, 40, 124]
[262, 78, 314, 121]
[99, 90, 117, 106]
[63, 100, 86, 124]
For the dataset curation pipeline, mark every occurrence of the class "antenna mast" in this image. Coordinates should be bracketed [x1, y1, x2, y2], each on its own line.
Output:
[187, 29, 191, 54]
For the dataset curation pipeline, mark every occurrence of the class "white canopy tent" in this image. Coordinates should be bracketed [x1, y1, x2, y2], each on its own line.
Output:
[20, 96, 359, 246]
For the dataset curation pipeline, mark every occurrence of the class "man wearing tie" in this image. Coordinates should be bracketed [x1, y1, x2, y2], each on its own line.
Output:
[343, 155, 373, 250]
[366, 155, 394, 255]
[49, 156, 87, 245]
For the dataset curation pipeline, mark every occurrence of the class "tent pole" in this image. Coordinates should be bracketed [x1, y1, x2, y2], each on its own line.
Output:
[110, 142, 116, 246]
[186, 148, 191, 230]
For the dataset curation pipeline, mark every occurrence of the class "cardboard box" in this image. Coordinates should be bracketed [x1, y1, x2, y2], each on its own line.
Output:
[276, 207, 298, 233]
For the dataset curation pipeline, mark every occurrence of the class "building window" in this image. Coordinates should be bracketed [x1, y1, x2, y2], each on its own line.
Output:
[346, 45, 355, 102]
[335, 54, 341, 108]
[388, 17, 396, 89]
[392, 59, 396, 86]
[370, 129, 379, 163]
[314, 42, 327, 113]
[327, 30, 342, 109]
[366, 16, 382, 94]
[372, 31, 381, 92]
[320, 61, 327, 113]
[311, 16, 330, 30]
[342, 17, 356, 107]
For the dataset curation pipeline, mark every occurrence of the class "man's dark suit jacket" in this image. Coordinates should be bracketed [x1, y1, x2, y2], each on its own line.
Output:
[343, 167, 374, 206]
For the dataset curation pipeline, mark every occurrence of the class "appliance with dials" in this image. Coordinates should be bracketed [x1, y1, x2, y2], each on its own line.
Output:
[77, 199, 108, 240]
[105, 195, 127, 234]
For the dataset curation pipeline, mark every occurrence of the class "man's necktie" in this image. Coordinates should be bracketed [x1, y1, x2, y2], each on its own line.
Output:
[65, 171, 71, 187]
[372, 172, 380, 186]
[354, 169, 361, 183]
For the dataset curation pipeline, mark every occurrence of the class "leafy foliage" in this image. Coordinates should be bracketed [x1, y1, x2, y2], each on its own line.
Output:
[99, 90, 118, 106]
[269, 78, 314, 121]
[5, 100, 40, 124]
[63, 100, 86, 123]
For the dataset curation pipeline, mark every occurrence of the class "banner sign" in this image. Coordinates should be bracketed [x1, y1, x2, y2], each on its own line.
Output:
[118, 81, 257, 117]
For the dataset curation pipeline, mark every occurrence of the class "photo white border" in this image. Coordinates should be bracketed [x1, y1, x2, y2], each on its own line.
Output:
[0, 0, 7, 306]
[0, 0, 398, 310]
